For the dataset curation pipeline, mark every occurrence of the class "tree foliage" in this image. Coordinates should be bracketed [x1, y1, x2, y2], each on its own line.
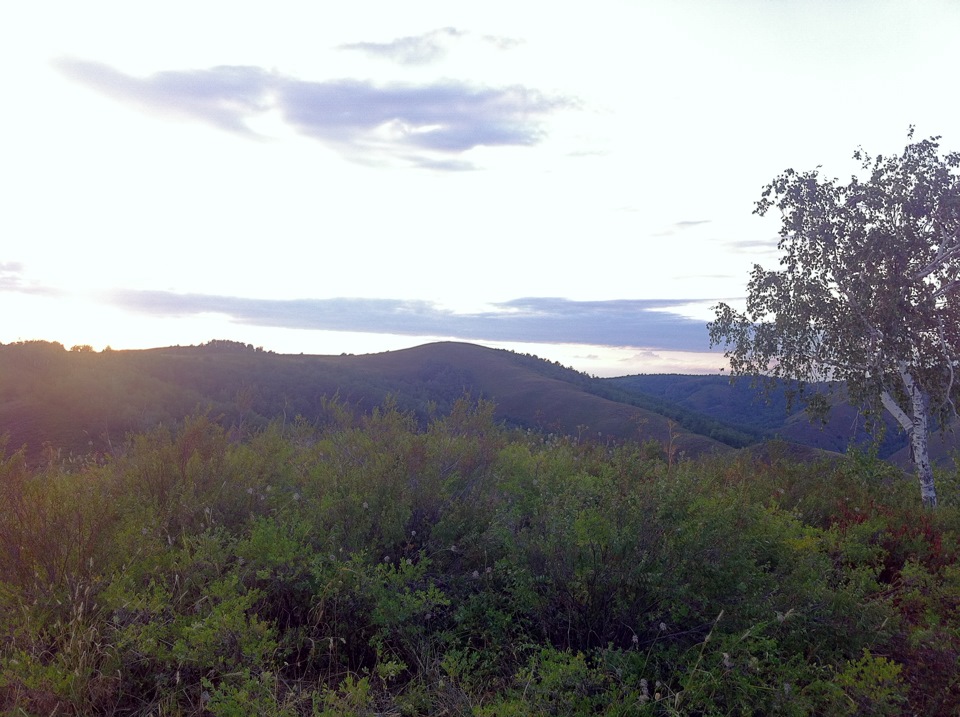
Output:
[710, 130, 960, 507]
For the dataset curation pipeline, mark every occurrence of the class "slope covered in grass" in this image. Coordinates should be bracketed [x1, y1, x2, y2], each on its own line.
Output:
[606, 374, 919, 459]
[0, 341, 731, 463]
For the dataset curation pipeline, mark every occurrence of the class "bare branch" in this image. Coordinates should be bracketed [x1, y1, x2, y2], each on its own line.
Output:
[933, 277, 960, 301]
[880, 388, 912, 434]
[913, 231, 960, 280]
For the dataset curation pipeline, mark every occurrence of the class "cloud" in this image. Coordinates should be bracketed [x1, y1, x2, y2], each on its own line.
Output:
[56, 59, 571, 168]
[624, 350, 661, 361]
[338, 27, 466, 65]
[724, 238, 779, 253]
[0, 263, 23, 292]
[403, 155, 476, 172]
[0, 263, 59, 296]
[279, 79, 564, 152]
[653, 220, 711, 236]
[481, 34, 524, 51]
[55, 60, 270, 135]
[338, 28, 522, 65]
[104, 291, 718, 352]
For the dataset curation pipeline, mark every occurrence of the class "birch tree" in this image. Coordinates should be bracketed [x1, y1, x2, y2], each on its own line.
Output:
[709, 130, 960, 508]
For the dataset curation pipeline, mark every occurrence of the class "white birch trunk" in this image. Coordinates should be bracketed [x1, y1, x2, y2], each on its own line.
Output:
[907, 381, 938, 509]
[881, 364, 938, 508]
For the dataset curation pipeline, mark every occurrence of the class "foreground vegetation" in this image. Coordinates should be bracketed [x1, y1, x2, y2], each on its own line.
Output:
[2, 399, 960, 715]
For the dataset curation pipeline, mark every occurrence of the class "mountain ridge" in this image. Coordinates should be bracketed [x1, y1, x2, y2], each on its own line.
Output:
[1, 339, 953, 467]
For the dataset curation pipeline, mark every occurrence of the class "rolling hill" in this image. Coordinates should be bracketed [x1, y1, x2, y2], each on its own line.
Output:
[0, 340, 731, 462]
[604, 374, 911, 459]
[1, 339, 954, 467]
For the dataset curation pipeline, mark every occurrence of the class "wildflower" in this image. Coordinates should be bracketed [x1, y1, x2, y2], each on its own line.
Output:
[292, 493, 300, 501]
[246, 487, 254, 495]
[383, 555, 390, 563]
[723, 653, 733, 669]
[485, 566, 492, 574]
[362, 501, 369, 509]
[632, 634, 639, 645]
[659, 622, 667, 632]
[472, 570, 480, 579]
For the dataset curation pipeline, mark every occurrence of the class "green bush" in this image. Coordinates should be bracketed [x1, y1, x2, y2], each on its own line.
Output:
[2, 402, 959, 713]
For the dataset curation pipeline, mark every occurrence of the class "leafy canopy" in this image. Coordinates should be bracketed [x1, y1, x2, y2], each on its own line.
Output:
[710, 130, 960, 428]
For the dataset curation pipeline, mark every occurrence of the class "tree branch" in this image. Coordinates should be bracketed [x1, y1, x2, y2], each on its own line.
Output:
[913, 231, 960, 280]
[933, 277, 960, 301]
[880, 388, 913, 434]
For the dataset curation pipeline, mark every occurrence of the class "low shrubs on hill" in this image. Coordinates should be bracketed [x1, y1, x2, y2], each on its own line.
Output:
[1, 400, 958, 715]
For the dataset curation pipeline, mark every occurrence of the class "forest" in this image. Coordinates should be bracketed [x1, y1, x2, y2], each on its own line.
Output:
[1, 341, 960, 714]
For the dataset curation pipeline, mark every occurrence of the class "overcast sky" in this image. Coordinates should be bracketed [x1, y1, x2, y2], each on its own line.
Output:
[3, 1, 959, 375]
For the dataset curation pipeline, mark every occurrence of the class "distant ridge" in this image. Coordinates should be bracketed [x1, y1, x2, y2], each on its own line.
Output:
[352, 342, 730, 455]
[0, 339, 954, 466]
[0, 340, 728, 461]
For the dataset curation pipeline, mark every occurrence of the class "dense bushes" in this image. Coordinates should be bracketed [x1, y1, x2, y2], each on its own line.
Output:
[1, 400, 959, 714]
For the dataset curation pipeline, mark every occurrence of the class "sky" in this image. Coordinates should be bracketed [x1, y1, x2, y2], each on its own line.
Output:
[3, 1, 959, 376]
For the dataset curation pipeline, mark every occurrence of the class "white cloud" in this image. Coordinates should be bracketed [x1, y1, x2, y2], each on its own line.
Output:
[100, 291, 718, 352]
[338, 27, 466, 65]
[56, 59, 574, 169]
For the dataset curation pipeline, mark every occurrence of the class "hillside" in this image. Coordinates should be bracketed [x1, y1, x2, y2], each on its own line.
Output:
[350, 342, 729, 455]
[3, 340, 954, 467]
[888, 416, 960, 469]
[605, 373, 914, 460]
[0, 340, 731, 462]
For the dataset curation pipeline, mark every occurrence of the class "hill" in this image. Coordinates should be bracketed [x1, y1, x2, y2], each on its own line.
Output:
[2, 340, 954, 467]
[888, 416, 960, 469]
[0, 340, 731, 462]
[604, 374, 913, 459]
